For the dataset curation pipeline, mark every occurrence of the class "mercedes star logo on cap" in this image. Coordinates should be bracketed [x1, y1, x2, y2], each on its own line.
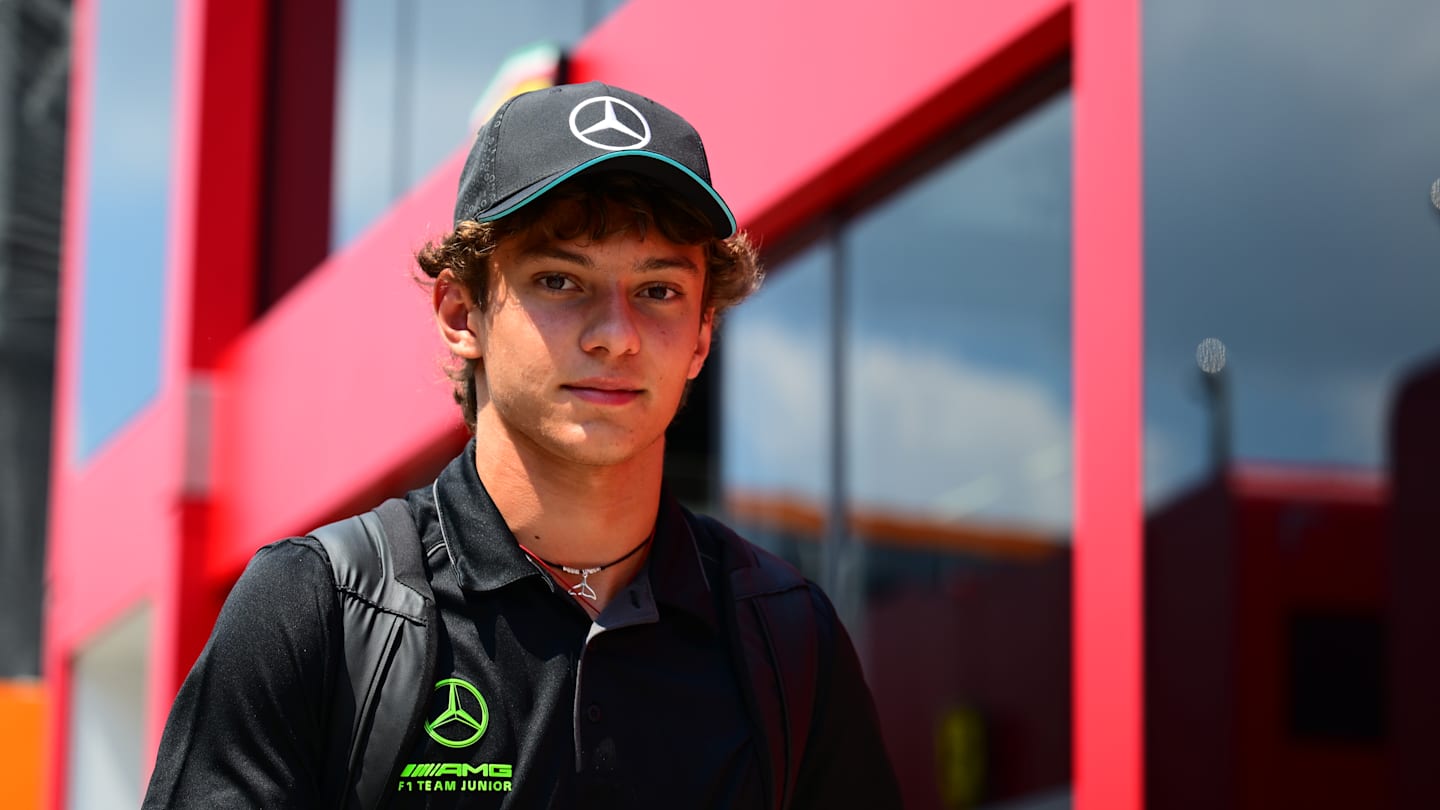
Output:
[568, 96, 652, 151]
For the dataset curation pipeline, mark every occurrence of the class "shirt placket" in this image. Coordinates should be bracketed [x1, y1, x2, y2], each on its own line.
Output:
[572, 573, 660, 804]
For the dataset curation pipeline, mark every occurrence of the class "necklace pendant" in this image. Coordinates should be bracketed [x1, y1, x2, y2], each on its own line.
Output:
[568, 569, 599, 601]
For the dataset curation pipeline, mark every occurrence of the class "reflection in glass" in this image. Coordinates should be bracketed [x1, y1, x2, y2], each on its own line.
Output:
[844, 96, 1072, 535]
[331, 0, 401, 249]
[720, 241, 834, 584]
[843, 92, 1072, 809]
[722, 91, 1074, 809]
[1144, 0, 1440, 806]
[77, 0, 177, 459]
[331, 0, 588, 248]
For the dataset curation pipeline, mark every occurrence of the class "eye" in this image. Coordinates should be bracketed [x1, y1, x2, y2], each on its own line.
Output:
[538, 274, 577, 292]
[640, 284, 681, 301]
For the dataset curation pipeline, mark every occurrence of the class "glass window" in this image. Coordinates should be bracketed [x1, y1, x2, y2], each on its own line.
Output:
[844, 96, 1072, 536]
[330, 0, 401, 249]
[330, 0, 590, 248]
[721, 89, 1073, 810]
[842, 92, 1072, 810]
[76, 0, 177, 460]
[67, 607, 151, 809]
[1144, 0, 1440, 806]
[720, 240, 835, 584]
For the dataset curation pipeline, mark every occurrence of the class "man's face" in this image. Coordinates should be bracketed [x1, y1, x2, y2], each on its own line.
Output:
[469, 217, 713, 468]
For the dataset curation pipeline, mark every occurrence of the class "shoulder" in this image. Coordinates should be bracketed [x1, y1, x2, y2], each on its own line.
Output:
[219, 537, 343, 641]
[683, 510, 842, 637]
[236, 536, 337, 597]
[143, 540, 341, 808]
[250, 533, 333, 567]
[679, 507, 806, 576]
[199, 538, 345, 720]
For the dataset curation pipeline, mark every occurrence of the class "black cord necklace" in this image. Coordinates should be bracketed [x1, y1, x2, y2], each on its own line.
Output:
[519, 534, 652, 601]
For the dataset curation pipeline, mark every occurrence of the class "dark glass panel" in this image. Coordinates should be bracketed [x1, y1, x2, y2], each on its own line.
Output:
[842, 92, 1073, 809]
[1144, 0, 1440, 806]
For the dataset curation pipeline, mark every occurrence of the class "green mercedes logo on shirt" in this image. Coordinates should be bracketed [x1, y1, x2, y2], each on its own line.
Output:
[425, 678, 490, 748]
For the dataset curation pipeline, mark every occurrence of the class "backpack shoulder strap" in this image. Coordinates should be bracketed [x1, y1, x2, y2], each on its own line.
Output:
[310, 497, 437, 810]
[691, 512, 820, 810]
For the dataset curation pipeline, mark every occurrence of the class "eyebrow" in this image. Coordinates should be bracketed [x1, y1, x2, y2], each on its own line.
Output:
[525, 245, 700, 274]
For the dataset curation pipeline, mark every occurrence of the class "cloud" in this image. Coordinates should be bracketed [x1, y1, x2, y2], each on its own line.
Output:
[847, 337, 1072, 532]
[723, 323, 1072, 533]
[721, 320, 831, 501]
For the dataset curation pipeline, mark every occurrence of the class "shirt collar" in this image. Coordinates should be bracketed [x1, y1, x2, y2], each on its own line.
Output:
[432, 440, 541, 592]
[432, 440, 720, 632]
[647, 488, 721, 633]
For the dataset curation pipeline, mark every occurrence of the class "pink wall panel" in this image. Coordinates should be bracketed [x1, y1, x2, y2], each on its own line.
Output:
[1073, 0, 1143, 808]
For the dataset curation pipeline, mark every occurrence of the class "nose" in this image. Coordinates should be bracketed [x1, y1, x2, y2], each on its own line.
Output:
[580, 286, 641, 357]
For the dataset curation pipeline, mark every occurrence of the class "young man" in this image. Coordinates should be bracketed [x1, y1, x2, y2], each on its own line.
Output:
[143, 82, 900, 808]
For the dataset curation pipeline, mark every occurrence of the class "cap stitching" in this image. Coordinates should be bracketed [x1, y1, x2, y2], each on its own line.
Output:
[481, 98, 515, 214]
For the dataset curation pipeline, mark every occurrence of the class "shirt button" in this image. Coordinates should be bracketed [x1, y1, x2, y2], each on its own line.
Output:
[587, 704, 602, 723]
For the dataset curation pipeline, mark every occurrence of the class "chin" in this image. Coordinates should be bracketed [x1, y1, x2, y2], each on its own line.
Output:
[542, 425, 664, 468]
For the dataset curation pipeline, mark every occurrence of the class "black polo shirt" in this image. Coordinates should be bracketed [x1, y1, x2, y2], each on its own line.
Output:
[143, 442, 900, 809]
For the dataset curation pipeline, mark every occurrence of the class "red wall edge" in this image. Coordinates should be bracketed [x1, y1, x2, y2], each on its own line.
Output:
[1073, 0, 1144, 807]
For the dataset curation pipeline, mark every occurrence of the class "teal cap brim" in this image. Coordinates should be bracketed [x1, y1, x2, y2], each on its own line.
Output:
[474, 150, 737, 239]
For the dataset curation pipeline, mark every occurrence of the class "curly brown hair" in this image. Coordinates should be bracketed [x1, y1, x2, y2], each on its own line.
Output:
[415, 172, 763, 432]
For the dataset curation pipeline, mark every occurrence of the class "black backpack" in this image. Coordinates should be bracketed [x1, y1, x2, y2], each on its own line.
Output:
[309, 498, 823, 810]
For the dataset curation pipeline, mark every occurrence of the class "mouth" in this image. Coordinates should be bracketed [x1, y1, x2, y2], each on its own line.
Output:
[562, 380, 644, 406]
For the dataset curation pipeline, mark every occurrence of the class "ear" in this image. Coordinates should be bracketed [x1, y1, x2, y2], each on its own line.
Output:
[686, 308, 715, 380]
[434, 269, 483, 360]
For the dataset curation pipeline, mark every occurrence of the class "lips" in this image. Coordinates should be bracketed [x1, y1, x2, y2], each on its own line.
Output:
[562, 379, 644, 406]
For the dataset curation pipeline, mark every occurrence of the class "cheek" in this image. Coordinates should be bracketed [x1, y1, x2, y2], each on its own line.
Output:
[654, 327, 704, 389]
[485, 338, 546, 386]
[477, 310, 550, 388]
[483, 299, 539, 352]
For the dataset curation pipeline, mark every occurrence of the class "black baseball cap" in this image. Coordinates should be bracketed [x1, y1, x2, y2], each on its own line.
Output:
[454, 82, 737, 238]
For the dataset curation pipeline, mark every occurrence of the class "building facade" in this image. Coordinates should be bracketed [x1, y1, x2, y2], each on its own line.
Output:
[42, 0, 1439, 808]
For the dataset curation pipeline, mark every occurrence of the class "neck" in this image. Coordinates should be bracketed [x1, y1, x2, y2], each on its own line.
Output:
[471, 409, 664, 571]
